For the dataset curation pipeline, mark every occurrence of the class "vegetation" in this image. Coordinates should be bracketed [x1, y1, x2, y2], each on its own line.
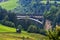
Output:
[0, 24, 48, 40]
[46, 26, 60, 40]
[0, 6, 17, 27]
[27, 25, 39, 33]
[44, 6, 60, 27]
[0, 0, 60, 40]
[0, 24, 60, 40]
[0, 24, 15, 32]
[0, 0, 18, 10]
[16, 25, 22, 33]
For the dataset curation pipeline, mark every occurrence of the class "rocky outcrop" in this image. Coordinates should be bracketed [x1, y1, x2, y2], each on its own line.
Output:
[44, 20, 52, 30]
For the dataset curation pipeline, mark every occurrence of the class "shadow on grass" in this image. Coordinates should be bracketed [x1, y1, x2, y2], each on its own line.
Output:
[0, 32, 33, 40]
[0, 32, 17, 33]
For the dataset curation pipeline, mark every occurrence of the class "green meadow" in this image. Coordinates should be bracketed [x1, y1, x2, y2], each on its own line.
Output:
[0, 0, 18, 10]
[0, 24, 48, 40]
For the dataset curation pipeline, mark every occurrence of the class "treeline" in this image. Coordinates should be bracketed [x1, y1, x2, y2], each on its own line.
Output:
[44, 6, 60, 28]
[0, 6, 44, 34]
[0, 6, 17, 28]
[0, 5, 60, 34]
[44, 6, 60, 40]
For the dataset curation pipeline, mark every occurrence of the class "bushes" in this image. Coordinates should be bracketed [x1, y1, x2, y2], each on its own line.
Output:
[17, 25, 22, 30]
[27, 25, 39, 33]
[1, 20, 15, 27]
[27, 25, 45, 34]
[16, 25, 22, 33]
[46, 27, 60, 40]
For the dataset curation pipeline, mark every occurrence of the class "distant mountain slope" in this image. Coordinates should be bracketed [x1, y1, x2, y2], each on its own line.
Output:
[0, 0, 18, 10]
[12, 0, 60, 14]
[0, 0, 60, 11]
[0, 0, 8, 2]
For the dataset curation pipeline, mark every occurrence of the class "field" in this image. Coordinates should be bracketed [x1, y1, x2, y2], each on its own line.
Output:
[0, 0, 18, 10]
[0, 24, 49, 40]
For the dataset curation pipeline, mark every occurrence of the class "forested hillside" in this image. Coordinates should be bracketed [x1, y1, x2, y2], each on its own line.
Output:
[0, 0, 60, 40]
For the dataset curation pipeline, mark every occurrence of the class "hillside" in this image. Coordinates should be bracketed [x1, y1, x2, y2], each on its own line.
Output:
[0, 0, 18, 10]
[0, 24, 48, 40]
[0, 0, 60, 11]
[0, 24, 16, 32]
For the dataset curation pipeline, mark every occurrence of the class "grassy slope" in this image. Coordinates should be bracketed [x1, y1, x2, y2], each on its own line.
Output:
[0, 0, 18, 10]
[0, 24, 16, 32]
[0, 24, 48, 40]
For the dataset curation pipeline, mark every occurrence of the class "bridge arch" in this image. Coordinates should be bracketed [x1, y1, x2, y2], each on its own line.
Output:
[17, 17, 43, 24]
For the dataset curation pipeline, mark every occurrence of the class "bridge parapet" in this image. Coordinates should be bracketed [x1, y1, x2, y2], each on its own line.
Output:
[17, 16, 43, 19]
[16, 15, 44, 24]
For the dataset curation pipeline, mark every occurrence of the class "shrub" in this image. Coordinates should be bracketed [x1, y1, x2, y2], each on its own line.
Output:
[27, 25, 39, 33]
[1, 20, 15, 27]
[16, 25, 22, 33]
[46, 27, 60, 40]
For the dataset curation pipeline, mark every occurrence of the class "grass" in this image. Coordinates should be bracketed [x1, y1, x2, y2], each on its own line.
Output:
[56, 25, 60, 31]
[0, 24, 16, 32]
[0, 24, 49, 40]
[0, 0, 18, 10]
